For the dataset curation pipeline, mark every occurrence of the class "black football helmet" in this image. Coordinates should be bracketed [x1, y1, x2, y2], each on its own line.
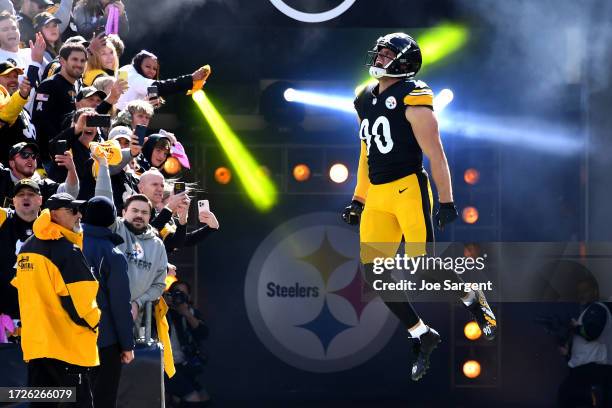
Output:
[365, 33, 422, 79]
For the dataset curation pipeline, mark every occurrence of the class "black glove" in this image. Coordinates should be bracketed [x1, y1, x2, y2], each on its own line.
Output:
[341, 200, 364, 225]
[434, 202, 458, 230]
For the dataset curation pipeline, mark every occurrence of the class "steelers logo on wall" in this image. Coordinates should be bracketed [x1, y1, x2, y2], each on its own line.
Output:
[268, 0, 356, 23]
[244, 212, 398, 373]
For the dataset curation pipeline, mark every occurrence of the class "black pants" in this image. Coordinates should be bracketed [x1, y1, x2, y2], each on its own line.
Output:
[91, 344, 123, 408]
[28, 358, 93, 408]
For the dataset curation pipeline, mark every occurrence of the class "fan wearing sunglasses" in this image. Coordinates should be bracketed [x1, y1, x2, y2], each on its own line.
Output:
[0, 141, 79, 207]
[0, 178, 43, 322]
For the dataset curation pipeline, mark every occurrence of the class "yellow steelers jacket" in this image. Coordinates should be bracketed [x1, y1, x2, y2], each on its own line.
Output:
[0, 84, 28, 127]
[11, 209, 101, 366]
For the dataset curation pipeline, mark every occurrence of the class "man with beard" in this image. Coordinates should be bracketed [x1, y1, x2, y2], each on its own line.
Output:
[113, 193, 167, 322]
[0, 178, 42, 320]
[0, 61, 35, 164]
[95, 162, 175, 379]
[32, 42, 86, 169]
[0, 141, 78, 206]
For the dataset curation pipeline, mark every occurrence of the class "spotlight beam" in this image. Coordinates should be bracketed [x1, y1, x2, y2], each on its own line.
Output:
[284, 88, 355, 113]
[419, 22, 469, 66]
[433, 89, 454, 112]
[192, 90, 278, 211]
[285, 88, 581, 155]
[438, 111, 584, 155]
[285, 88, 453, 113]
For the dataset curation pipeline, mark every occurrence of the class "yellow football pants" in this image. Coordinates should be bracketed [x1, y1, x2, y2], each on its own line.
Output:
[360, 171, 434, 263]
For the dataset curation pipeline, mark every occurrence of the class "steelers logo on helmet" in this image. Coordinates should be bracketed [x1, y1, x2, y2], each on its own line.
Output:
[365, 32, 422, 79]
[385, 96, 397, 110]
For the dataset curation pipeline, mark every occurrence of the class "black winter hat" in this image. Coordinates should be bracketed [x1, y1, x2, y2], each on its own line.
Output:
[82, 196, 116, 228]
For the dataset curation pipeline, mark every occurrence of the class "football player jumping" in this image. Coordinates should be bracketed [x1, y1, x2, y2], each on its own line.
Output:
[342, 33, 497, 381]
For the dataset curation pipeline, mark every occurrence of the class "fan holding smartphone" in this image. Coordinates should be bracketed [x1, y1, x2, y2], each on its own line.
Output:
[198, 199, 219, 230]
[115, 49, 213, 110]
[86, 114, 111, 128]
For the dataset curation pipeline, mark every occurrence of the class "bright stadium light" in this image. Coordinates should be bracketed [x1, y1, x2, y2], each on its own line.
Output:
[283, 88, 297, 102]
[433, 88, 454, 112]
[192, 90, 278, 211]
[463, 360, 482, 379]
[215, 167, 232, 185]
[293, 164, 311, 182]
[464, 321, 482, 340]
[283, 88, 355, 113]
[285, 87, 452, 115]
[462, 206, 479, 224]
[329, 163, 349, 183]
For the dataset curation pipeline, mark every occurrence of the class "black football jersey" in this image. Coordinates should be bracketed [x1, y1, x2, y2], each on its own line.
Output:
[354, 79, 434, 184]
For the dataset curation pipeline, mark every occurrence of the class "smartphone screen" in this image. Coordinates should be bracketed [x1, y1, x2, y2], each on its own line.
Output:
[55, 140, 67, 156]
[86, 115, 111, 128]
[26, 65, 39, 88]
[135, 124, 147, 145]
[147, 86, 159, 99]
[173, 182, 185, 195]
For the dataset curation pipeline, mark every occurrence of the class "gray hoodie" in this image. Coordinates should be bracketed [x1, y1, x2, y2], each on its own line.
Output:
[95, 159, 167, 309]
[112, 220, 167, 309]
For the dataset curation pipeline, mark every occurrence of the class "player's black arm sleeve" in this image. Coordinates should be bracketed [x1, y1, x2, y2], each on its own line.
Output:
[578, 303, 608, 341]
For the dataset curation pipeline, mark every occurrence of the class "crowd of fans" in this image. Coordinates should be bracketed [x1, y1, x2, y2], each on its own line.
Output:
[0, 1, 215, 407]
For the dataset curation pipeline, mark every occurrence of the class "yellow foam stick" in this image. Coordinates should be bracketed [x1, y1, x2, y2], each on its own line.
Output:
[187, 65, 211, 95]
[89, 139, 123, 166]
